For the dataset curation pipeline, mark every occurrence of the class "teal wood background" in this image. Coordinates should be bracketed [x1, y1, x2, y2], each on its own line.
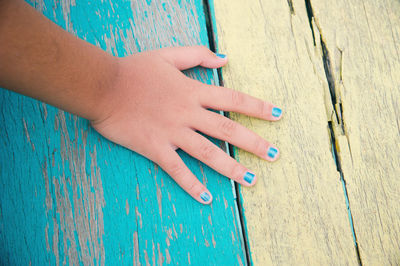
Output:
[0, 0, 247, 265]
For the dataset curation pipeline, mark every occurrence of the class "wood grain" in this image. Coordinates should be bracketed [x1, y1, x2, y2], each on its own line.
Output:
[309, 0, 400, 264]
[212, 0, 358, 264]
[0, 0, 246, 265]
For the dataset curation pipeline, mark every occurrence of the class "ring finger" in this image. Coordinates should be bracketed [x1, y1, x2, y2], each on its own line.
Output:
[174, 128, 257, 187]
[192, 109, 279, 162]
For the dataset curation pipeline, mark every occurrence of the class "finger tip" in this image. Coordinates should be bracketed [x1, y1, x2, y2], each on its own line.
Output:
[215, 53, 227, 59]
[269, 106, 283, 121]
[242, 171, 257, 187]
[248, 179, 257, 187]
[265, 146, 280, 162]
[202, 199, 212, 205]
[215, 53, 228, 66]
[206, 194, 213, 204]
[274, 114, 283, 121]
[199, 191, 213, 205]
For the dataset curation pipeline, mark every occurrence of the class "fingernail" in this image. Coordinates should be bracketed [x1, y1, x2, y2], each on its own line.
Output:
[243, 172, 255, 184]
[267, 147, 278, 159]
[200, 192, 211, 202]
[215, 53, 226, 58]
[272, 107, 282, 118]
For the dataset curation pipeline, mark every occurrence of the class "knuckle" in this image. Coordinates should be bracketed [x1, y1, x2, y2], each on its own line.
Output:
[197, 45, 209, 53]
[218, 118, 237, 138]
[144, 132, 160, 149]
[186, 180, 197, 192]
[230, 90, 245, 106]
[257, 101, 268, 117]
[172, 103, 191, 114]
[186, 179, 202, 195]
[150, 150, 164, 163]
[199, 142, 217, 161]
[253, 137, 267, 157]
[230, 163, 245, 181]
[193, 45, 211, 57]
[166, 161, 185, 178]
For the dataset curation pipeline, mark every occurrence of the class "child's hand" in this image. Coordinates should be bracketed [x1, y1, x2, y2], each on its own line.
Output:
[0, 2, 280, 204]
[91, 46, 282, 204]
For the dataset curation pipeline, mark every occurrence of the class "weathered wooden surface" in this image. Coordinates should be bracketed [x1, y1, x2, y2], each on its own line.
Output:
[213, 0, 359, 264]
[0, 0, 247, 265]
[214, 0, 400, 264]
[310, 0, 400, 264]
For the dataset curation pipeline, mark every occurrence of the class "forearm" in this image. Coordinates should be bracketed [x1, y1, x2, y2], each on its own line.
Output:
[0, 0, 118, 121]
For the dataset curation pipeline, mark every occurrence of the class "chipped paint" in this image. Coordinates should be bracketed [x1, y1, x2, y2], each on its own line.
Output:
[135, 207, 143, 229]
[157, 243, 164, 265]
[126, 199, 130, 215]
[165, 249, 171, 264]
[133, 232, 140, 266]
[212, 234, 216, 248]
[23, 118, 35, 151]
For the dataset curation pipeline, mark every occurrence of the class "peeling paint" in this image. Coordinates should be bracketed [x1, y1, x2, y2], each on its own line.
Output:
[157, 243, 164, 265]
[46, 111, 106, 265]
[135, 207, 143, 229]
[126, 199, 130, 215]
[212, 234, 216, 248]
[23, 118, 35, 151]
[165, 249, 171, 264]
[133, 232, 140, 266]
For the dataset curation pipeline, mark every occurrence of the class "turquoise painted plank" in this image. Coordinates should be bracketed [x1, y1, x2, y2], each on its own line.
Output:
[0, 0, 246, 265]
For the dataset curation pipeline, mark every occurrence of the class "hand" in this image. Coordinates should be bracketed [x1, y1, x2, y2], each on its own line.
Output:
[91, 46, 282, 204]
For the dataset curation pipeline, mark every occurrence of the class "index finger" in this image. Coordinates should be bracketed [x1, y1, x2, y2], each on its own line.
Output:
[198, 85, 282, 121]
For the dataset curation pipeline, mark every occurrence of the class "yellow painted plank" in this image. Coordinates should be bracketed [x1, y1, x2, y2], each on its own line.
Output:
[310, 0, 400, 264]
[213, 0, 358, 264]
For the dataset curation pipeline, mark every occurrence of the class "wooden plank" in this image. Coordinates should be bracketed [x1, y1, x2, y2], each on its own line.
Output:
[0, 0, 247, 265]
[309, 0, 400, 264]
[212, 0, 358, 264]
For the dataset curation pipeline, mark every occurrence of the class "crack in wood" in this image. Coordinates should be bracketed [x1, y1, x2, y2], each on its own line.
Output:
[320, 37, 339, 121]
[305, 0, 362, 264]
[305, 0, 316, 45]
[287, 0, 295, 15]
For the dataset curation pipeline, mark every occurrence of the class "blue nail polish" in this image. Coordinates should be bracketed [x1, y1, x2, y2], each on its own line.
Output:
[268, 147, 278, 159]
[215, 53, 226, 58]
[272, 107, 282, 117]
[200, 192, 211, 202]
[243, 172, 255, 184]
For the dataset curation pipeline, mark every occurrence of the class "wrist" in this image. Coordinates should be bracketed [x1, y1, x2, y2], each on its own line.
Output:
[85, 54, 121, 123]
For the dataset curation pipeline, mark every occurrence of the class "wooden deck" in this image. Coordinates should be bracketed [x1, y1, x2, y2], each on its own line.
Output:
[0, 0, 399, 265]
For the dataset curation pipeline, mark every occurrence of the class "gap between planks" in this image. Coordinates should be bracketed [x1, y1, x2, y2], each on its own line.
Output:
[203, 1, 252, 265]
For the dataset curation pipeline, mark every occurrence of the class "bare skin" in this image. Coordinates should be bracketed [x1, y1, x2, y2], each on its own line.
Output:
[0, 0, 282, 204]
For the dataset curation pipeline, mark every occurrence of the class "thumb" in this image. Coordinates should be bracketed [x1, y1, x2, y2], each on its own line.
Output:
[157, 45, 228, 70]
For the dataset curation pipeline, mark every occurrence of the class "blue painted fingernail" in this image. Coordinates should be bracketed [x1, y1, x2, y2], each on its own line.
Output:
[200, 192, 211, 202]
[215, 53, 226, 58]
[272, 107, 282, 117]
[243, 172, 255, 184]
[268, 147, 278, 159]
